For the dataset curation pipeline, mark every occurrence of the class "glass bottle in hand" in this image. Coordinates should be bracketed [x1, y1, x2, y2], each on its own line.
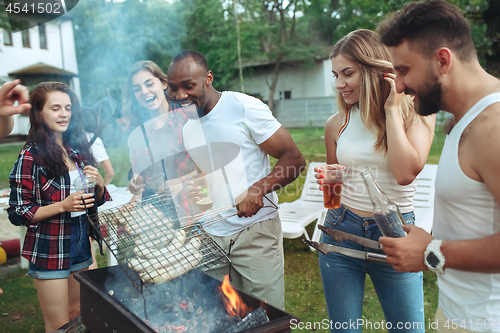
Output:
[361, 170, 407, 237]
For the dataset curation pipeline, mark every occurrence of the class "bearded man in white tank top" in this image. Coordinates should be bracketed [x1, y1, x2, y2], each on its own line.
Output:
[378, 1, 500, 332]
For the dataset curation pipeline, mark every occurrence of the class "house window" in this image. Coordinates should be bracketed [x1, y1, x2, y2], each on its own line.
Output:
[22, 30, 30, 48]
[39, 25, 47, 49]
[3, 29, 13, 46]
[279, 90, 292, 100]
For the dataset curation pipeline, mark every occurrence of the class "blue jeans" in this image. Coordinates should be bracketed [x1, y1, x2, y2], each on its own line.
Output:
[28, 215, 93, 279]
[319, 205, 424, 333]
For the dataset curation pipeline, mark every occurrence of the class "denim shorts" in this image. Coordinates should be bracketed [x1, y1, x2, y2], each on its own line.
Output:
[28, 215, 93, 279]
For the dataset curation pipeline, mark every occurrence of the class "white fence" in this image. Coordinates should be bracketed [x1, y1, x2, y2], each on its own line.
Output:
[273, 97, 453, 130]
[272, 97, 338, 128]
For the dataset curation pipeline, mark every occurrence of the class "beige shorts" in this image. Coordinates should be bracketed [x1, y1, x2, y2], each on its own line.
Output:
[205, 214, 285, 310]
[435, 307, 482, 333]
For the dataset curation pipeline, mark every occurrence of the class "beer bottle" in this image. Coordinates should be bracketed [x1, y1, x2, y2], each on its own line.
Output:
[361, 170, 407, 238]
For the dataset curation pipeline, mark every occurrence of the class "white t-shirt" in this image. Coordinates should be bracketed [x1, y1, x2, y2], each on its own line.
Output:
[86, 132, 109, 163]
[182, 91, 281, 236]
[433, 93, 500, 332]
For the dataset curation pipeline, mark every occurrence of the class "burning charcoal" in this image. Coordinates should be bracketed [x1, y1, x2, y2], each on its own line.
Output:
[165, 300, 176, 308]
[187, 301, 194, 313]
[215, 315, 242, 333]
[159, 322, 171, 332]
[230, 307, 270, 332]
[170, 322, 187, 332]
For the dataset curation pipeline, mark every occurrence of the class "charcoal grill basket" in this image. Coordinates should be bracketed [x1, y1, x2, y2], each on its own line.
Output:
[89, 192, 230, 294]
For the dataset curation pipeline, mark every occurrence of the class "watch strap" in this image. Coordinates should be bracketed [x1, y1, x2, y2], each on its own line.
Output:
[424, 239, 445, 274]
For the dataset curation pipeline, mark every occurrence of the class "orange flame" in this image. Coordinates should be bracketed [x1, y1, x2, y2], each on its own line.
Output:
[220, 275, 252, 317]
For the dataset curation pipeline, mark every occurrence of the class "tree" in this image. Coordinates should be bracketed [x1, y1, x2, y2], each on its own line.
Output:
[182, 0, 328, 110]
[72, 0, 186, 104]
[71, 0, 497, 106]
[237, 0, 327, 110]
[182, 0, 239, 91]
[483, 0, 500, 76]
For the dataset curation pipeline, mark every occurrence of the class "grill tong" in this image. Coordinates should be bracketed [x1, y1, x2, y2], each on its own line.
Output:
[303, 224, 387, 263]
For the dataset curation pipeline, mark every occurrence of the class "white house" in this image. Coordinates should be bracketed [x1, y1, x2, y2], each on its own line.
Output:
[0, 15, 80, 136]
[233, 58, 338, 128]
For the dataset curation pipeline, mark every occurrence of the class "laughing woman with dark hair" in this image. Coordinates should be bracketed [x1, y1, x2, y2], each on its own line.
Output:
[122, 60, 196, 199]
[122, 60, 172, 129]
[8, 82, 111, 332]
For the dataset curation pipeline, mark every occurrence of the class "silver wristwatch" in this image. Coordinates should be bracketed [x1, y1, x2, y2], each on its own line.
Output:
[424, 239, 445, 274]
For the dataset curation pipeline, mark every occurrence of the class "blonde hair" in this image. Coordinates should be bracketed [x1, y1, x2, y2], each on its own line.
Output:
[331, 29, 433, 153]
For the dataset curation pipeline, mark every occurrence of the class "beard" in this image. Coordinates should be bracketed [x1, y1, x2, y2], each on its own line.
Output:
[407, 70, 443, 117]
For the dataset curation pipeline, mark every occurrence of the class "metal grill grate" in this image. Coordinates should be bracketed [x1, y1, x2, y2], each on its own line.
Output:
[91, 192, 230, 294]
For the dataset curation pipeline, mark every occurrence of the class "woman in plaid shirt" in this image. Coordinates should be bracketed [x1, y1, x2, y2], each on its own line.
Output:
[122, 60, 197, 206]
[8, 82, 111, 332]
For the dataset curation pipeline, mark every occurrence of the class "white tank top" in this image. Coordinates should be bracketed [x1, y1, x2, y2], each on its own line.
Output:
[433, 93, 500, 332]
[336, 106, 416, 213]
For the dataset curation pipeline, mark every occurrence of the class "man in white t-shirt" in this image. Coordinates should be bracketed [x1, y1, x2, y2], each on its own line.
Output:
[167, 50, 305, 310]
[377, 1, 500, 332]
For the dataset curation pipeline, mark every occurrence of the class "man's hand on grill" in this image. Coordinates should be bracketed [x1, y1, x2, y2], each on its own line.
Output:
[236, 185, 264, 218]
[129, 174, 145, 195]
[185, 181, 203, 201]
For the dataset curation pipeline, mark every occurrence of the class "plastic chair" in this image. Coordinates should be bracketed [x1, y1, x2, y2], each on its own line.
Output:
[280, 162, 326, 249]
[413, 164, 438, 233]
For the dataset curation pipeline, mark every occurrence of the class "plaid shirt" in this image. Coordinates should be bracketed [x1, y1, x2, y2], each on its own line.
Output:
[8, 145, 112, 270]
[129, 105, 196, 212]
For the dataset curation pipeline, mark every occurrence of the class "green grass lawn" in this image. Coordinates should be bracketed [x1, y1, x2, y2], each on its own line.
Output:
[0, 126, 445, 333]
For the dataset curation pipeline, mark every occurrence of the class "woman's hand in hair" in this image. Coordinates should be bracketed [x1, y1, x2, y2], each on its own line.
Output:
[61, 191, 95, 212]
[83, 165, 105, 189]
[383, 73, 403, 114]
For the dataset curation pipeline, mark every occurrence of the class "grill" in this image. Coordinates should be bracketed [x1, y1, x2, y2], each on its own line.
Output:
[77, 185, 295, 332]
[74, 266, 297, 333]
[92, 192, 231, 294]
[58, 316, 89, 333]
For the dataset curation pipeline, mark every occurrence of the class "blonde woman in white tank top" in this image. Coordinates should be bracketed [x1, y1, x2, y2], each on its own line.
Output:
[315, 29, 435, 333]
